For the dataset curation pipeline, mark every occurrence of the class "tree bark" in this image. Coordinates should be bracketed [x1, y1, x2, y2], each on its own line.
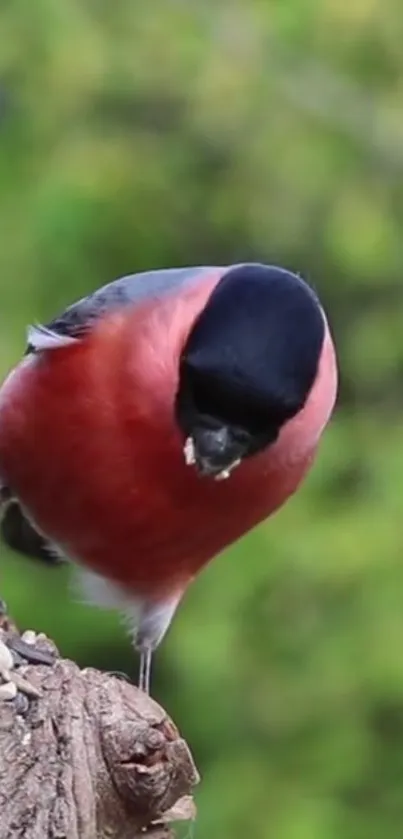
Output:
[0, 620, 199, 839]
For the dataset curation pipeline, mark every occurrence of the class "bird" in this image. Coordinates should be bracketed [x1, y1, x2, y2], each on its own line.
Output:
[0, 263, 338, 693]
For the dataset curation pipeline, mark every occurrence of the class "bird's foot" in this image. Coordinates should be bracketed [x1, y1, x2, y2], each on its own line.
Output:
[106, 670, 134, 685]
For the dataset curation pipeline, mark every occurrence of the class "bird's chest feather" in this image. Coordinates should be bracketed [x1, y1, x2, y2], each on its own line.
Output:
[0, 300, 325, 597]
[0, 358, 311, 598]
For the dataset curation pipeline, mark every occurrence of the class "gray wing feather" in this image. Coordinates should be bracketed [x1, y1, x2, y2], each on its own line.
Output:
[40, 266, 218, 343]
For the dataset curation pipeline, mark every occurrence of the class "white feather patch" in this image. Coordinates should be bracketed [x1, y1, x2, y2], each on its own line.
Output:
[27, 324, 77, 352]
[74, 567, 130, 610]
[74, 567, 182, 650]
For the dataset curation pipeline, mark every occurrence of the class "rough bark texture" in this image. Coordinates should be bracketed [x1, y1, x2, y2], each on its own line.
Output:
[0, 622, 199, 839]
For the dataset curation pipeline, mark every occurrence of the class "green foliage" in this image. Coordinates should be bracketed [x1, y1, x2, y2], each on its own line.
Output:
[0, 1, 403, 836]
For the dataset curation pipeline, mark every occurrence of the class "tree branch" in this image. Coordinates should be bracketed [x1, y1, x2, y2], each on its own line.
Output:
[0, 620, 199, 839]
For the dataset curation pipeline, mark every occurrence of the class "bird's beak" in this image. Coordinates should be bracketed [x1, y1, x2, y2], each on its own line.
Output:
[183, 425, 247, 480]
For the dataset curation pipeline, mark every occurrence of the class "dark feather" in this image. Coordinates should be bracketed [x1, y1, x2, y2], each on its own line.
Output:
[0, 497, 65, 565]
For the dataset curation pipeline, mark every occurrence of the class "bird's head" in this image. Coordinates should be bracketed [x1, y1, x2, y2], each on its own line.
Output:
[175, 263, 325, 480]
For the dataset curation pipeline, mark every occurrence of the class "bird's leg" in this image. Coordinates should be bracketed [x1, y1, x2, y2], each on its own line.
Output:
[138, 645, 153, 694]
[127, 592, 182, 695]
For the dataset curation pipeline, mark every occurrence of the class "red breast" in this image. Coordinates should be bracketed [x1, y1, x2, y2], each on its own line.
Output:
[0, 273, 337, 599]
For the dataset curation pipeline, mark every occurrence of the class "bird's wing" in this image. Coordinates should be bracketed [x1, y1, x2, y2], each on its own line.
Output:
[26, 266, 219, 352]
[0, 490, 66, 565]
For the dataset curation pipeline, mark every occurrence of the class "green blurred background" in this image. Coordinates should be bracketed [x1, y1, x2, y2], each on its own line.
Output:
[1, 2, 403, 837]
